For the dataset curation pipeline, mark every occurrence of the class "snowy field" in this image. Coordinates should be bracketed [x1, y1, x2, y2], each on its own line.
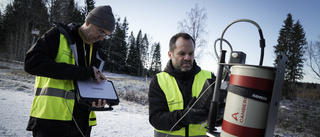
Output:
[0, 59, 318, 137]
[0, 60, 153, 137]
[0, 88, 153, 137]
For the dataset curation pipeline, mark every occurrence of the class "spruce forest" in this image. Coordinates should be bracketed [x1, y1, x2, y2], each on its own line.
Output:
[0, 0, 162, 77]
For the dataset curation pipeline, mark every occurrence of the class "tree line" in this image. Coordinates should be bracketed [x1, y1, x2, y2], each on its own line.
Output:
[0, 0, 162, 77]
[274, 13, 320, 100]
[1, 1, 319, 99]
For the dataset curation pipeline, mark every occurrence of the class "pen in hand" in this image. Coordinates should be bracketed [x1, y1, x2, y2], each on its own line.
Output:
[93, 66, 107, 83]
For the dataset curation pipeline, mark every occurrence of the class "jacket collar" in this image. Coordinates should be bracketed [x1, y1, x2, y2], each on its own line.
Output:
[164, 60, 201, 80]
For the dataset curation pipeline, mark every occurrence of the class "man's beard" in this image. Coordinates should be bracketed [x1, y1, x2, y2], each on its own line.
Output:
[180, 60, 192, 72]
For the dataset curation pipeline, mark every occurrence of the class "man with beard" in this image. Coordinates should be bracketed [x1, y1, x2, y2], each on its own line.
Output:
[148, 33, 224, 137]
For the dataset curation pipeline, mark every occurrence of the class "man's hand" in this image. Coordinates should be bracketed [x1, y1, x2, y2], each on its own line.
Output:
[92, 66, 106, 83]
[92, 99, 109, 108]
[181, 108, 208, 125]
[90, 67, 109, 108]
[181, 97, 209, 125]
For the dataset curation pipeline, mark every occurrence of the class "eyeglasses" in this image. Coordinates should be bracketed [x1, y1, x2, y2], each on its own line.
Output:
[98, 28, 111, 39]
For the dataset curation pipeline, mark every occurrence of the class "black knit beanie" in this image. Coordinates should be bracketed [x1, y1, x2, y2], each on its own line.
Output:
[85, 5, 115, 33]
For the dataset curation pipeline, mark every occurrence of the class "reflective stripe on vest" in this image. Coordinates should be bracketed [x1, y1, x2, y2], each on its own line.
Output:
[30, 34, 96, 126]
[155, 70, 212, 137]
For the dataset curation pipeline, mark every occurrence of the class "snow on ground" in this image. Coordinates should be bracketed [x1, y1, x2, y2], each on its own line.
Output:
[91, 100, 153, 137]
[0, 87, 153, 137]
[0, 88, 34, 136]
[0, 60, 154, 137]
[1, 59, 318, 137]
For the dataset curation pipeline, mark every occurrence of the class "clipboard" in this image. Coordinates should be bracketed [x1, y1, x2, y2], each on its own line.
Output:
[75, 79, 120, 111]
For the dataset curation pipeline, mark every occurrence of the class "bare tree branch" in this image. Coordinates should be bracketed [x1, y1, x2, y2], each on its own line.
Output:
[305, 37, 320, 80]
[177, 4, 208, 59]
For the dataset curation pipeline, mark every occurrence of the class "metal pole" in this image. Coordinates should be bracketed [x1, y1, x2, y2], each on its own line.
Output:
[207, 50, 226, 134]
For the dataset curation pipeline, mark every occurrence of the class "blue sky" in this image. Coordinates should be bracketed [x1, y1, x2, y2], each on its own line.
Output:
[88, 0, 320, 83]
[2, 0, 319, 83]
[88, 0, 319, 83]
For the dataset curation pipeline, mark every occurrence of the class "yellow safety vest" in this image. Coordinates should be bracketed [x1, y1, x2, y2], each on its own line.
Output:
[155, 70, 212, 137]
[29, 34, 97, 126]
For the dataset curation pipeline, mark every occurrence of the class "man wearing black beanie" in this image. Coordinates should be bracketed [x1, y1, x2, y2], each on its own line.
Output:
[24, 5, 115, 137]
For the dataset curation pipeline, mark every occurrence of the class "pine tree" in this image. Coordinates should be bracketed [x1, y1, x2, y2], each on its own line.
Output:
[48, 0, 83, 24]
[66, 0, 85, 24]
[101, 36, 113, 72]
[2, 0, 49, 61]
[50, 0, 70, 24]
[102, 17, 128, 73]
[84, 0, 95, 15]
[274, 13, 306, 100]
[135, 30, 143, 76]
[0, 11, 4, 51]
[274, 14, 293, 65]
[289, 20, 306, 81]
[124, 30, 150, 76]
[149, 42, 162, 77]
[126, 32, 139, 75]
[140, 33, 149, 76]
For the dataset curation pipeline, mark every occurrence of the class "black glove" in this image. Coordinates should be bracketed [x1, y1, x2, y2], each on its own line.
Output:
[181, 97, 209, 125]
[181, 108, 208, 125]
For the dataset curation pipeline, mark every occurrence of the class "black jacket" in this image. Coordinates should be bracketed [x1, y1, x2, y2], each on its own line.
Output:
[148, 60, 217, 131]
[24, 23, 102, 80]
[24, 23, 103, 135]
